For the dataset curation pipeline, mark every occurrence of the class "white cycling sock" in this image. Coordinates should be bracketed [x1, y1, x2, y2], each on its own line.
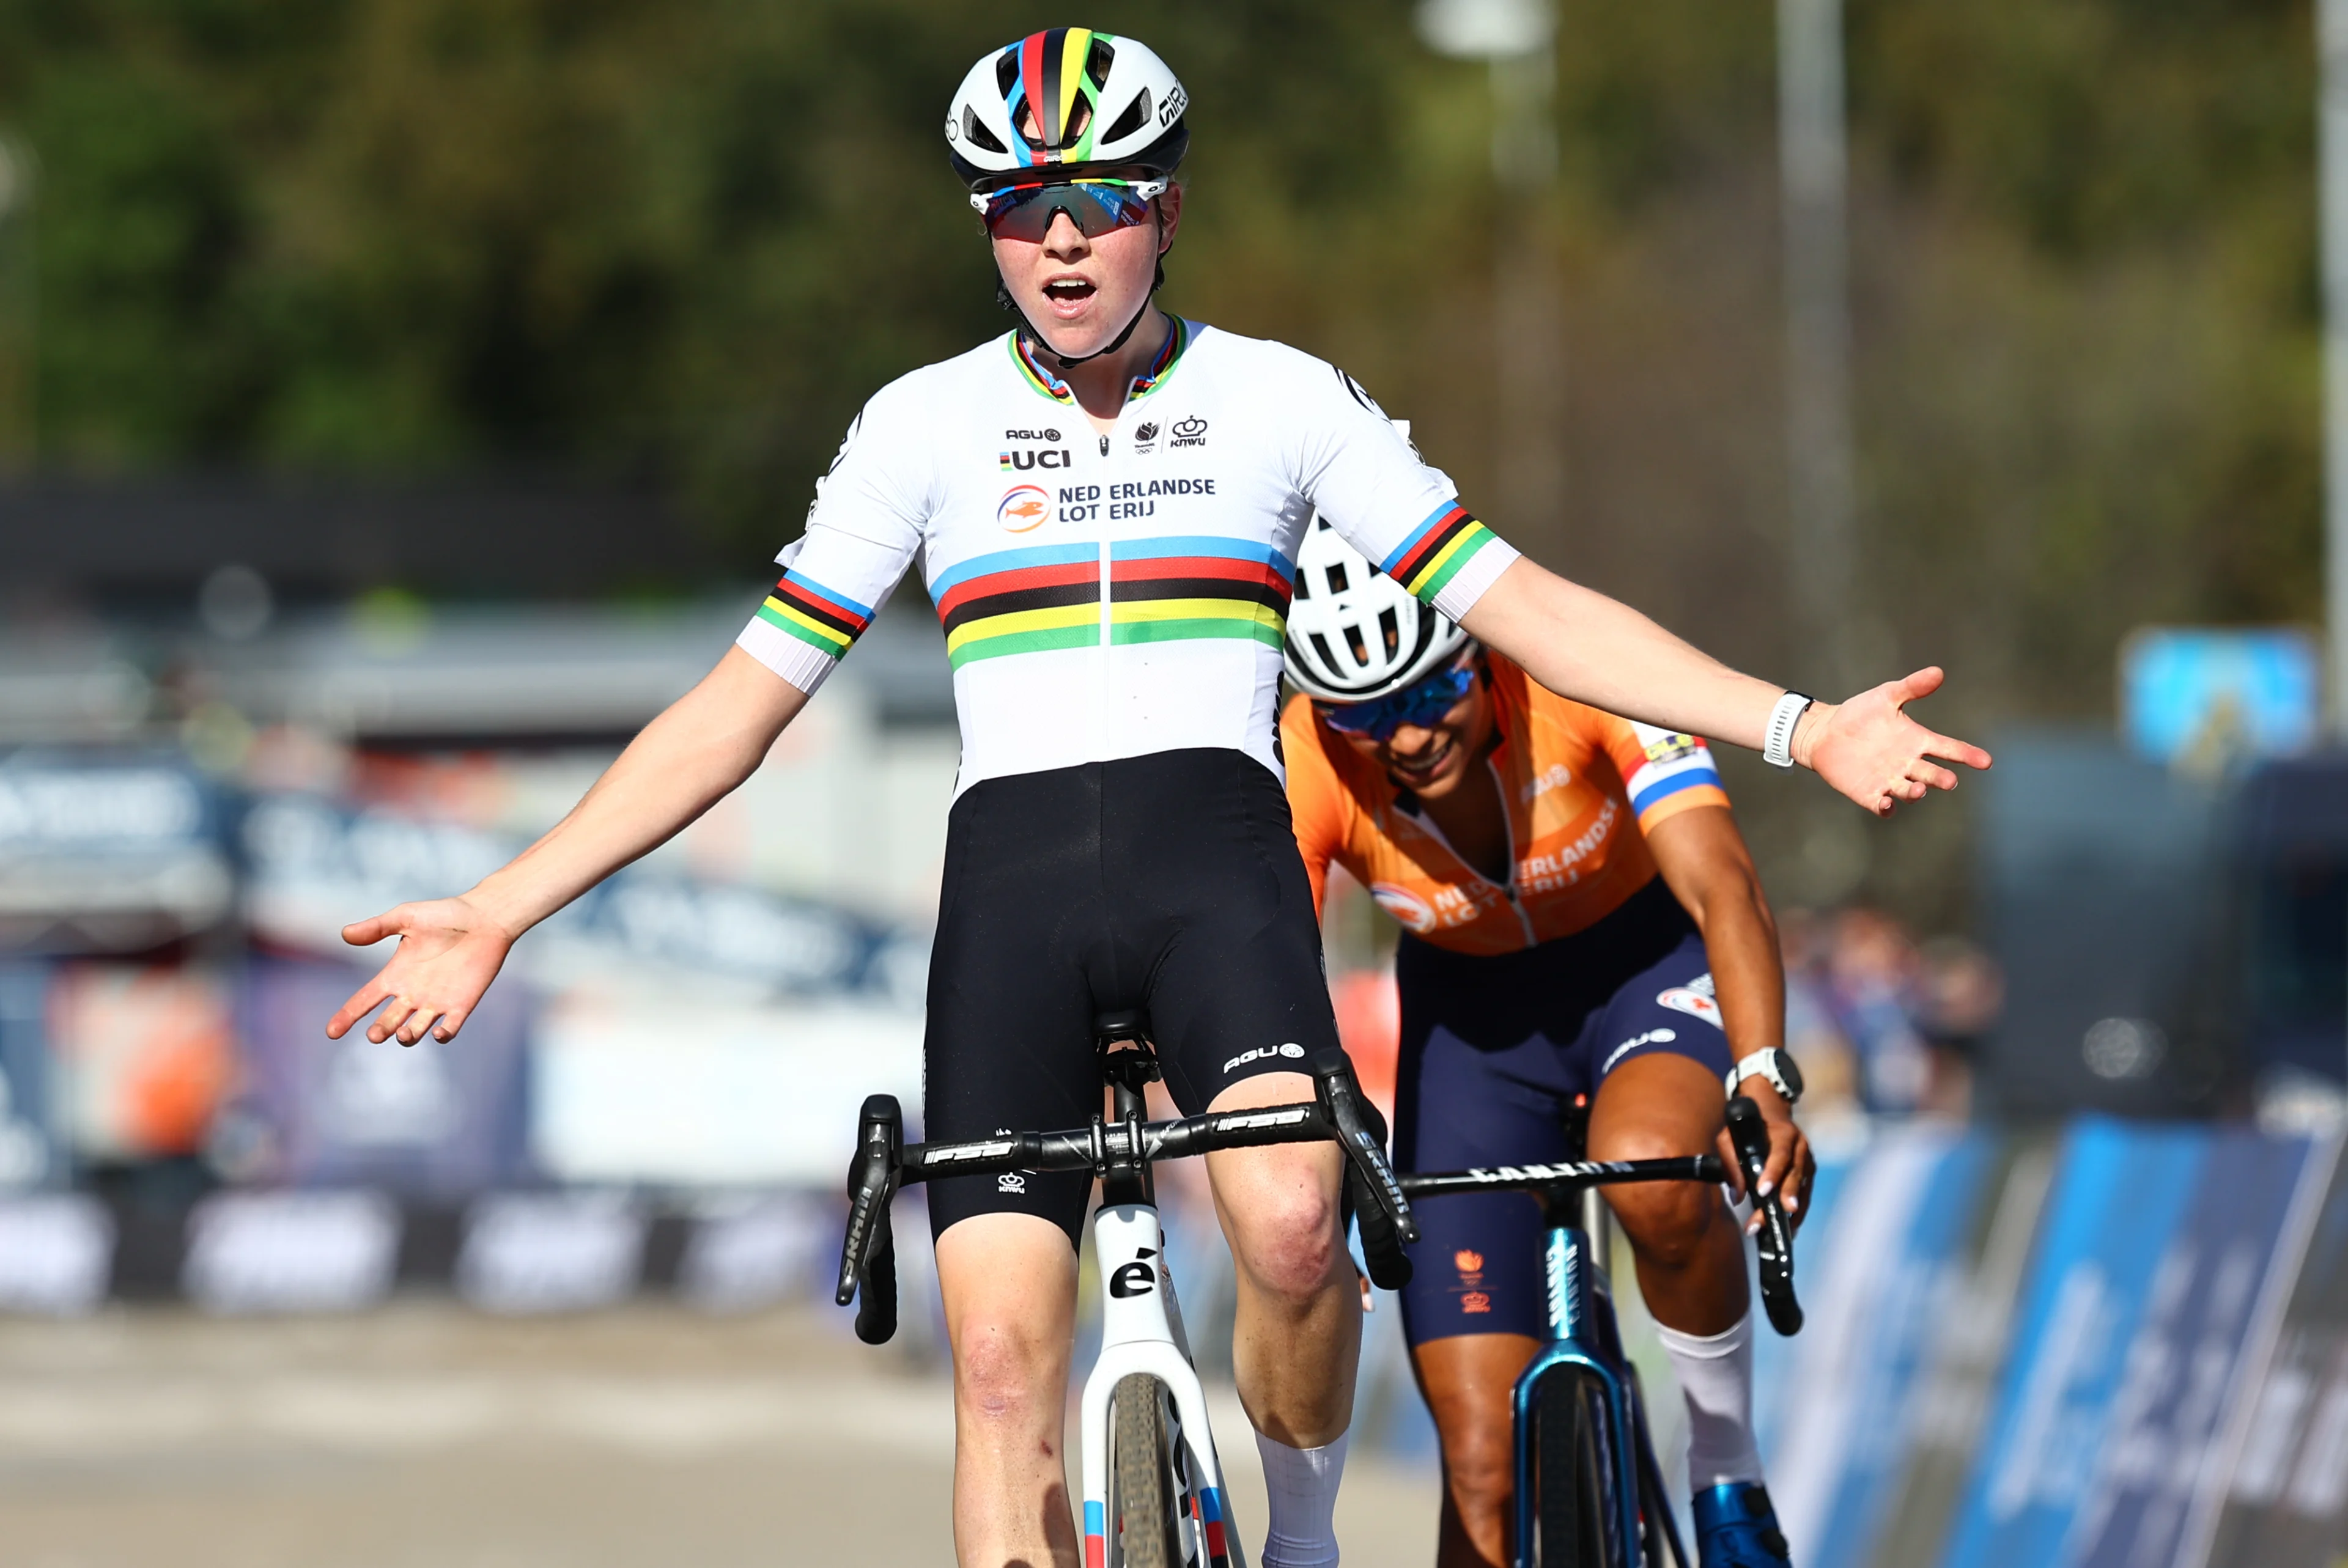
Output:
[1254, 1429, 1348, 1567]
[1655, 1312, 1765, 1490]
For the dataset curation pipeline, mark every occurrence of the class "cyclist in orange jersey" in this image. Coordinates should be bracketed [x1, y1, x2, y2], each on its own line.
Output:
[1283, 520, 1814, 1568]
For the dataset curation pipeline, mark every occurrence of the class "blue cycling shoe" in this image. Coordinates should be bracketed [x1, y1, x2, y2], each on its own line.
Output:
[1692, 1482, 1791, 1568]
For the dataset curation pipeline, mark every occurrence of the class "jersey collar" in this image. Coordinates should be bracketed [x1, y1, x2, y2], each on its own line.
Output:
[1009, 315, 1190, 406]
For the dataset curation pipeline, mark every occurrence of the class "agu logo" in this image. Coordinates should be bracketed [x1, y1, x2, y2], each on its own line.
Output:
[997, 485, 1049, 532]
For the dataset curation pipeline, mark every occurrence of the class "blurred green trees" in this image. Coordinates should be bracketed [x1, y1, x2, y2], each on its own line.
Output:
[0, 0, 2328, 910]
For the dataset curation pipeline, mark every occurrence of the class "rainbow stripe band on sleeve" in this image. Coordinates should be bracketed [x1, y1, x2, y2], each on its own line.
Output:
[1381, 501, 1501, 605]
[755, 570, 874, 661]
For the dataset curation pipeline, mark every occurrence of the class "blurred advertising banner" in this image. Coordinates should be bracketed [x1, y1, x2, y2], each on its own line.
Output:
[529, 990, 923, 1188]
[0, 753, 235, 954]
[48, 963, 234, 1160]
[220, 957, 531, 1196]
[2209, 1141, 2348, 1562]
[181, 1190, 401, 1314]
[457, 1191, 644, 1314]
[241, 791, 926, 1004]
[0, 1193, 113, 1314]
[1940, 1121, 2331, 1568]
[675, 1191, 838, 1312]
[0, 963, 57, 1184]
[2121, 627, 2319, 768]
[1766, 1127, 2004, 1568]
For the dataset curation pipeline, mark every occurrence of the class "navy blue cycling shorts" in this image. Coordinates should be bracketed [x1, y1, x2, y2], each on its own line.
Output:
[1391, 876, 1733, 1347]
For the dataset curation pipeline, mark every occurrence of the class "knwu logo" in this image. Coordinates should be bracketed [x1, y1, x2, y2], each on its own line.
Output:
[1168, 414, 1208, 449]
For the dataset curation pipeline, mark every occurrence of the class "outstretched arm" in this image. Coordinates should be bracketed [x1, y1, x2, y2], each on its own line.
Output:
[1460, 558, 1990, 814]
[326, 647, 810, 1045]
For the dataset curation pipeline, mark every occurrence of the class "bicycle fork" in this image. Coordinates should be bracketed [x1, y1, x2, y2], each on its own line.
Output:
[1079, 1201, 1246, 1568]
[1512, 1213, 1641, 1567]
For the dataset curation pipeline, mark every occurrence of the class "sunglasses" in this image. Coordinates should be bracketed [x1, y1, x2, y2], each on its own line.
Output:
[1316, 660, 1479, 743]
[972, 177, 1168, 243]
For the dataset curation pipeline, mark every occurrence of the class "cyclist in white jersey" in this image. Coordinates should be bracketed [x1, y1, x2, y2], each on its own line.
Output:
[327, 29, 1989, 1568]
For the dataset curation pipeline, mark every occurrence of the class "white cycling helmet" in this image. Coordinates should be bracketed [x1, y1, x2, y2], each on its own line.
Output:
[945, 28, 1190, 193]
[1284, 518, 1472, 704]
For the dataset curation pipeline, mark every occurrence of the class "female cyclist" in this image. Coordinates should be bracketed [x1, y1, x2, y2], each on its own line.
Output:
[327, 30, 1981, 1568]
[1285, 521, 1811, 1568]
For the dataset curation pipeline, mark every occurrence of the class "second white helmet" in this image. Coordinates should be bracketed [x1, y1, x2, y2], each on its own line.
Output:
[1284, 518, 1472, 704]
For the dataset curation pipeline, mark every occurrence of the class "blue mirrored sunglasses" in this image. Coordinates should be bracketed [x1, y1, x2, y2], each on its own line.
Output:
[973, 177, 1168, 242]
[1316, 660, 1479, 743]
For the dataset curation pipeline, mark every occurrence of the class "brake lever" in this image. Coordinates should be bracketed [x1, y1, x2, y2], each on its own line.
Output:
[1310, 1049, 1418, 1290]
[1724, 1093, 1803, 1336]
[836, 1094, 903, 1344]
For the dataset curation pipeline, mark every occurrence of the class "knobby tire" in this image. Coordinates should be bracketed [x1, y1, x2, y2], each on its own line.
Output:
[1113, 1373, 1184, 1568]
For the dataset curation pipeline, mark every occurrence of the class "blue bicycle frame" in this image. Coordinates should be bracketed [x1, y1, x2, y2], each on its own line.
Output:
[1513, 1188, 1683, 1568]
[1399, 1095, 1803, 1568]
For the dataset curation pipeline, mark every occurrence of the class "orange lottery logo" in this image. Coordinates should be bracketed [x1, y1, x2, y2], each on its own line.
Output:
[997, 484, 1049, 532]
[1454, 1250, 1484, 1275]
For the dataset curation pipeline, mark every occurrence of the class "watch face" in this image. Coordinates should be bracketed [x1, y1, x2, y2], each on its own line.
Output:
[1776, 1050, 1805, 1100]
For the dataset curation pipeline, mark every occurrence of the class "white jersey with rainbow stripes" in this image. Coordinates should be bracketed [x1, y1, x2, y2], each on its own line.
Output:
[735, 318, 1521, 795]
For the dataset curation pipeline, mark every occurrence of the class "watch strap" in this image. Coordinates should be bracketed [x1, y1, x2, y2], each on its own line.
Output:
[1763, 691, 1812, 768]
[1726, 1048, 1800, 1104]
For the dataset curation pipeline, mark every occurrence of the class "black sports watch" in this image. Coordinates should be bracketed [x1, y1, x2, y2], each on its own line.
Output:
[1725, 1048, 1803, 1106]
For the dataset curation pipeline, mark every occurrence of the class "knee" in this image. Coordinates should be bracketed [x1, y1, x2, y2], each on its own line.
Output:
[1441, 1421, 1514, 1519]
[952, 1316, 1060, 1429]
[1227, 1175, 1343, 1302]
[1597, 1128, 1721, 1268]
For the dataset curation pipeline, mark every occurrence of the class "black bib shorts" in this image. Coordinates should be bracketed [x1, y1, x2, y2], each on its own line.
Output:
[921, 748, 1345, 1247]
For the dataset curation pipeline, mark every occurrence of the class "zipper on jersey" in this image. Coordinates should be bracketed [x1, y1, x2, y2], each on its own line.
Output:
[1488, 759, 1537, 945]
[1405, 758, 1537, 946]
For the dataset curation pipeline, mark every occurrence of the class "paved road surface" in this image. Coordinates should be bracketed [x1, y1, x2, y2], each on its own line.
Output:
[0, 1302, 1439, 1567]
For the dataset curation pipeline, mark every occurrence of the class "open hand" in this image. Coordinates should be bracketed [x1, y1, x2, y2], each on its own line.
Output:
[1798, 667, 1992, 817]
[325, 896, 517, 1045]
[1716, 1081, 1815, 1235]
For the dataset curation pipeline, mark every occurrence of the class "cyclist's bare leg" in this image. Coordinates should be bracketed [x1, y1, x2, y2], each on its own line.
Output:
[1202, 1070, 1360, 1445]
[936, 1212, 1083, 1568]
[1587, 1051, 1750, 1332]
[1411, 1331, 1540, 1568]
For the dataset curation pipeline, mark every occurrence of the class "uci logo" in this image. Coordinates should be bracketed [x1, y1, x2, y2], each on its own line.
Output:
[997, 484, 1050, 532]
[1000, 447, 1072, 472]
[1109, 1246, 1159, 1298]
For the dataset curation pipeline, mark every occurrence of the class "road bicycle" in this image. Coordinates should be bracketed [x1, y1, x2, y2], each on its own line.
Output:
[835, 1013, 1419, 1568]
[1395, 1092, 1803, 1568]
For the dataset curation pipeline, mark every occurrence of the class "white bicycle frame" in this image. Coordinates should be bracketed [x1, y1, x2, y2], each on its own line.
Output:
[1080, 1198, 1249, 1568]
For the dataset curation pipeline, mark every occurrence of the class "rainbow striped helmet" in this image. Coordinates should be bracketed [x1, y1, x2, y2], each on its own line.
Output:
[946, 29, 1189, 192]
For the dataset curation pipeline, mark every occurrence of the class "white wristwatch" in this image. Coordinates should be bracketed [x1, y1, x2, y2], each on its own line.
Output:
[1725, 1048, 1804, 1105]
[1763, 691, 1813, 769]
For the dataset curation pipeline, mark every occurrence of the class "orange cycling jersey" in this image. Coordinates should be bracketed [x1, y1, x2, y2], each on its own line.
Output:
[1281, 653, 1732, 955]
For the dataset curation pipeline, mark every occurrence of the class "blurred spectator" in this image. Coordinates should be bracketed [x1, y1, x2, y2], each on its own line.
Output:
[1916, 935, 2004, 1121]
[1778, 908, 1863, 1118]
[1822, 909, 1932, 1116]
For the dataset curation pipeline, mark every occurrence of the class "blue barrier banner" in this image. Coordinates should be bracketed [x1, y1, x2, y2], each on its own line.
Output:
[1766, 1125, 2000, 1568]
[224, 957, 532, 1196]
[2067, 1130, 2319, 1568]
[1940, 1118, 2210, 1568]
[2206, 1134, 2348, 1566]
[1751, 1140, 1859, 1461]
